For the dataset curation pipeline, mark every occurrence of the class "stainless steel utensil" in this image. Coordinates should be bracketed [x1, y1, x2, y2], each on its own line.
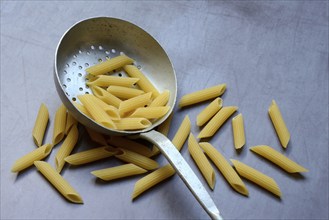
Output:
[54, 17, 222, 220]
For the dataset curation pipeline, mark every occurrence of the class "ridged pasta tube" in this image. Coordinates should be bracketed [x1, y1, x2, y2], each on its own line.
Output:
[32, 103, 49, 147]
[129, 106, 170, 119]
[107, 85, 145, 99]
[149, 90, 170, 107]
[86, 75, 139, 87]
[196, 98, 222, 126]
[115, 118, 152, 130]
[65, 112, 78, 135]
[232, 113, 245, 149]
[118, 92, 152, 116]
[91, 86, 122, 108]
[52, 104, 67, 145]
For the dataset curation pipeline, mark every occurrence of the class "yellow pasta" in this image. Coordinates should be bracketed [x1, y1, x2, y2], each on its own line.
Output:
[196, 98, 222, 126]
[232, 113, 245, 149]
[107, 85, 145, 99]
[114, 148, 159, 170]
[85, 127, 108, 146]
[52, 104, 67, 145]
[149, 90, 170, 107]
[268, 100, 290, 148]
[91, 86, 122, 108]
[64, 146, 118, 165]
[107, 136, 153, 157]
[179, 84, 226, 108]
[198, 106, 238, 139]
[115, 118, 152, 130]
[86, 54, 134, 76]
[231, 159, 281, 197]
[86, 75, 139, 87]
[91, 96, 120, 120]
[129, 106, 170, 119]
[250, 145, 308, 173]
[34, 161, 83, 203]
[65, 112, 78, 135]
[188, 133, 216, 189]
[123, 65, 160, 98]
[118, 92, 152, 116]
[32, 103, 49, 147]
[73, 101, 92, 118]
[171, 115, 191, 151]
[55, 125, 79, 173]
[78, 94, 116, 129]
[11, 144, 52, 173]
[199, 142, 248, 196]
[91, 163, 147, 181]
[132, 164, 175, 200]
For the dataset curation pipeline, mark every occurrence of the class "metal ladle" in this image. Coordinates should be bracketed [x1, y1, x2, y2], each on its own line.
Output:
[54, 17, 222, 220]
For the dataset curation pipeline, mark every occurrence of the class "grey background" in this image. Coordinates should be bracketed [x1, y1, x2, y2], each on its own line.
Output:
[1, 1, 328, 219]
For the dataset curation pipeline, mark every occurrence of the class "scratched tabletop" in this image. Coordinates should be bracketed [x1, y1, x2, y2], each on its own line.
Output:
[1, 1, 328, 219]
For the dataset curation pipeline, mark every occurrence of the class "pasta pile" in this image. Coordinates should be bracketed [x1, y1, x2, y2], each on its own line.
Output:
[76, 54, 170, 131]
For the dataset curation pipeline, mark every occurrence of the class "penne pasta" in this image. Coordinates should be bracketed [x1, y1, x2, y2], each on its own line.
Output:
[231, 159, 281, 197]
[115, 118, 152, 131]
[52, 104, 67, 146]
[91, 96, 120, 120]
[113, 148, 159, 170]
[11, 144, 52, 173]
[250, 145, 308, 173]
[123, 65, 160, 98]
[91, 86, 122, 108]
[55, 125, 79, 173]
[107, 85, 145, 99]
[179, 84, 226, 108]
[188, 133, 216, 189]
[198, 106, 238, 139]
[268, 100, 290, 148]
[91, 163, 147, 181]
[171, 115, 191, 151]
[32, 103, 49, 147]
[196, 98, 222, 126]
[85, 127, 108, 146]
[73, 101, 92, 118]
[199, 142, 248, 196]
[86, 54, 134, 76]
[107, 136, 153, 157]
[78, 94, 116, 129]
[86, 75, 139, 87]
[34, 161, 83, 203]
[132, 164, 175, 200]
[64, 146, 118, 165]
[129, 106, 170, 119]
[118, 92, 152, 116]
[232, 113, 246, 149]
[65, 112, 78, 135]
[149, 90, 170, 107]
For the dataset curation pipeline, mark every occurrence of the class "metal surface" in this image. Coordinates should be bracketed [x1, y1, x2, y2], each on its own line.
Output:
[140, 130, 222, 220]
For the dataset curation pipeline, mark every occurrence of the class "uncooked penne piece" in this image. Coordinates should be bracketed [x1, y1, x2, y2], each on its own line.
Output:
[113, 148, 159, 170]
[91, 86, 122, 108]
[107, 85, 145, 99]
[34, 161, 83, 203]
[231, 159, 281, 197]
[92, 97, 120, 120]
[196, 98, 222, 126]
[179, 84, 226, 108]
[232, 113, 245, 149]
[64, 146, 118, 165]
[268, 100, 290, 148]
[132, 164, 175, 200]
[85, 127, 108, 146]
[149, 90, 170, 107]
[32, 103, 49, 147]
[52, 104, 67, 146]
[115, 118, 152, 131]
[199, 142, 248, 196]
[91, 163, 147, 181]
[129, 106, 170, 119]
[55, 125, 79, 173]
[11, 144, 52, 173]
[172, 115, 191, 151]
[198, 106, 238, 139]
[78, 94, 116, 129]
[107, 136, 153, 157]
[65, 112, 78, 135]
[123, 65, 160, 98]
[188, 133, 215, 189]
[86, 54, 134, 76]
[73, 102, 92, 118]
[86, 75, 139, 87]
[118, 92, 152, 116]
[250, 145, 308, 173]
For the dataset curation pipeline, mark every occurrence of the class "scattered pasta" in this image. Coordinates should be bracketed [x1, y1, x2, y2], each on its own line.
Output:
[52, 104, 67, 145]
[32, 103, 49, 147]
[232, 113, 245, 149]
[196, 98, 222, 127]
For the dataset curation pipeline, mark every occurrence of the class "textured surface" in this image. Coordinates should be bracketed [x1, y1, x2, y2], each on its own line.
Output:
[1, 1, 328, 219]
